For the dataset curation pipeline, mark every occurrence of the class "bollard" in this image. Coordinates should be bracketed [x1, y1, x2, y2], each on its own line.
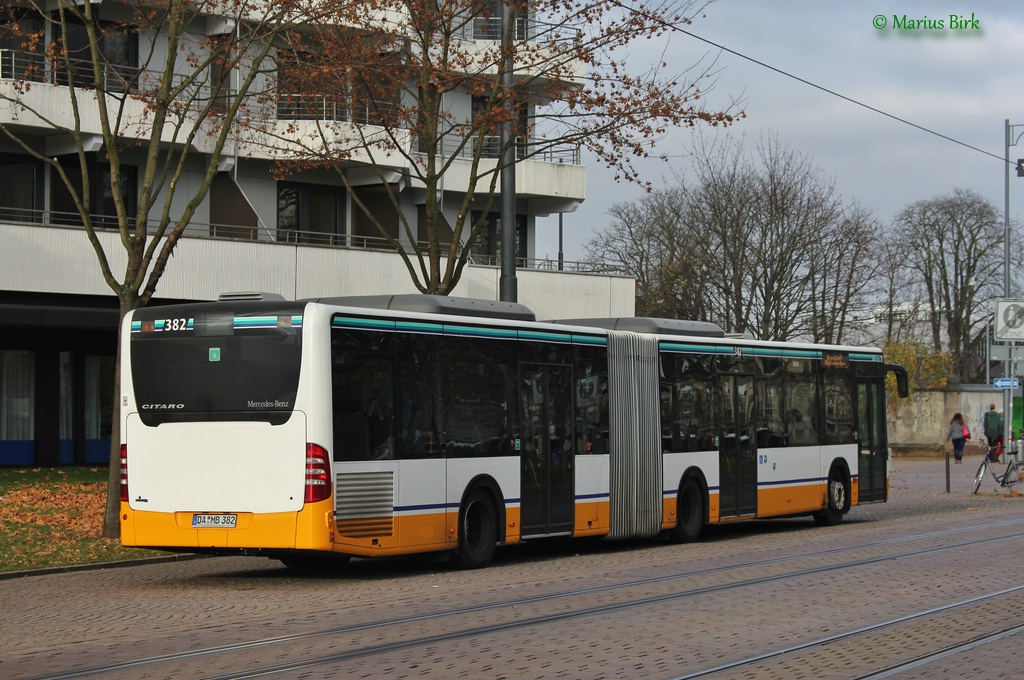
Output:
[945, 450, 950, 493]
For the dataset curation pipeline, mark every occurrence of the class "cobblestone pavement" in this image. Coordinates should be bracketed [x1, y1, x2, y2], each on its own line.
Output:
[2, 453, 1024, 679]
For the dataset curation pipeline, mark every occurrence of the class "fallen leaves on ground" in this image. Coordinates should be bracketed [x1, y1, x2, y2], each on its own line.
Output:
[0, 471, 161, 572]
[0, 482, 106, 535]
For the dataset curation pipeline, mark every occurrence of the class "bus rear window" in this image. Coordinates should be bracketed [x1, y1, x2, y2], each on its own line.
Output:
[130, 305, 303, 425]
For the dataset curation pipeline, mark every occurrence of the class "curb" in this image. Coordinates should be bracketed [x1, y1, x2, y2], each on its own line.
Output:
[0, 552, 208, 580]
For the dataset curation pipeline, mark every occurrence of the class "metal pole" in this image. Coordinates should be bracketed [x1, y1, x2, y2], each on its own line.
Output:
[498, 2, 517, 302]
[1005, 119, 1012, 448]
[558, 212, 564, 271]
[1006, 119, 1011, 297]
[945, 450, 950, 493]
[1010, 345, 1016, 444]
[986, 315, 991, 384]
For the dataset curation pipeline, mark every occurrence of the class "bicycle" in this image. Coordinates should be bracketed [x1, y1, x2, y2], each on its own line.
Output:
[972, 444, 1024, 494]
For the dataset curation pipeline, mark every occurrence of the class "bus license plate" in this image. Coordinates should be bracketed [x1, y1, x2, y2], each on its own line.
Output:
[192, 513, 236, 528]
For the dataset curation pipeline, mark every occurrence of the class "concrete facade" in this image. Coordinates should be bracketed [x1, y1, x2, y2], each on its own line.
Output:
[1, 223, 634, 320]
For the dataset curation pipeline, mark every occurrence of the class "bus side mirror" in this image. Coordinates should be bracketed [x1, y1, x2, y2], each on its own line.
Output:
[886, 363, 910, 399]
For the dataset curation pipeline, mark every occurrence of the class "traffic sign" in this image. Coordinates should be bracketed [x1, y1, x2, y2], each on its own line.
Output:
[990, 345, 1014, 360]
[993, 377, 1019, 389]
[995, 300, 1024, 340]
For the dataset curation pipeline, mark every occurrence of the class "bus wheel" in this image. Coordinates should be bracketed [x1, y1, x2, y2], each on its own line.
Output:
[813, 467, 847, 527]
[669, 478, 704, 544]
[450, 489, 498, 569]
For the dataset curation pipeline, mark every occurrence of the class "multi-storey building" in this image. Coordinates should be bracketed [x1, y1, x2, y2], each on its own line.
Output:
[0, 2, 633, 466]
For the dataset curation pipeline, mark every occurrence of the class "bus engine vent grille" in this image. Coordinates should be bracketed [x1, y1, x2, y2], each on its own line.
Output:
[335, 471, 395, 537]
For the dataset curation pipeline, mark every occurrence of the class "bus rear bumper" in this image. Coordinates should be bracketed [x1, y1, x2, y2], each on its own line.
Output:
[120, 500, 334, 551]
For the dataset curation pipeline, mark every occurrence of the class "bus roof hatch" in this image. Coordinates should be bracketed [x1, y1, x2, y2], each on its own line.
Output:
[554, 317, 725, 338]
[316, 294, 537, 322]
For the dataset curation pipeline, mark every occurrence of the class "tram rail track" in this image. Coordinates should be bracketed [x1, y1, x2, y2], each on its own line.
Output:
[28, 518, 1024, 680]
[856, 620, 1024, 679]
[670, 585, 1024, 679]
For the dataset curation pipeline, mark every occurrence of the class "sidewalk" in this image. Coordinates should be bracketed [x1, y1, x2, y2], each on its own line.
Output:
[889, 451, 1024, 501]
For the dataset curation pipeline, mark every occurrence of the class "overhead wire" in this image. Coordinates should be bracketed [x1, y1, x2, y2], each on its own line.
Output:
[619, 2, 1010, 166]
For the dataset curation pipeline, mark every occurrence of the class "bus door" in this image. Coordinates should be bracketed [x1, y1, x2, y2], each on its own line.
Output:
[719, 374, 757, 518]
[856, 379, 888, 502]
[519, 364, 574, 537]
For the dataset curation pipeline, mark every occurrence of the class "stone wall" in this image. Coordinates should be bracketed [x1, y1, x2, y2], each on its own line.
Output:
[888, 388, 1004, 455]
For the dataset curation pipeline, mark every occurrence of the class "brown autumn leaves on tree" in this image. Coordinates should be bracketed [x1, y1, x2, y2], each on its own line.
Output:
[1, 0, 738, 538]
[0, 0, 326, 537]
[268, 0, 740, 293]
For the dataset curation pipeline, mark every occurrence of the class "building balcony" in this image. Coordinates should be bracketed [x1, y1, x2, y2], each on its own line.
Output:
[0, 49, 585, 207]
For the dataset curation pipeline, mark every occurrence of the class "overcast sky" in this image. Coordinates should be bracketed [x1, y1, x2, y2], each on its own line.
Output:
[535, 1, 1024, 263]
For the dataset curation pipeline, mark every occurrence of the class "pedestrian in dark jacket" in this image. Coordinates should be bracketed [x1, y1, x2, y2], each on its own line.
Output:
[983, 403, 1002, 447]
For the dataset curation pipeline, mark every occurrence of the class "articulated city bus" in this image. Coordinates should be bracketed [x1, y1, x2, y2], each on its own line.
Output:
[119, 294, 908, 569]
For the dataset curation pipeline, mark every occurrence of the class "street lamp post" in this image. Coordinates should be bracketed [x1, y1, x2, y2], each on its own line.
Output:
[499, 3, 517, 302]
[1003, 119, 1024, 446]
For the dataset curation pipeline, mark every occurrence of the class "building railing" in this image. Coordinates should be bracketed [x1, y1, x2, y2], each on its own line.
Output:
[0, 49, 582, 168]
[0, 209, 624, 275]
[471, 15, 531, 41]
[0, 50, 44, 83]
[274, 94, 400, 127]
[276, 101, 581, 164]
[0, 50, 217, 105]
[466, 251, 624, 274]
[468, 13, 581, 45]
[418, 133, 580, 165]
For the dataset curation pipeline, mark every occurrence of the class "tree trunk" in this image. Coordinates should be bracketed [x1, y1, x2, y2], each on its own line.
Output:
[101, 300, 135, 539]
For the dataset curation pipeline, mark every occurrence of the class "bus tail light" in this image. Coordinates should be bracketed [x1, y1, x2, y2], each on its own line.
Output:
[304, 443, 331, 503]
[119, 444, 128, 502]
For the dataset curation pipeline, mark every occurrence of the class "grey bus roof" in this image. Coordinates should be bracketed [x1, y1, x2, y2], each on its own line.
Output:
[554, 317, 725, 338]
[217, 291, 286, 302]
[315, 294, 537, 322]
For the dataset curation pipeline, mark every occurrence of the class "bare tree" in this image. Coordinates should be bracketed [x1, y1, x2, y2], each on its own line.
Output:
[585, 187, 713, 319]
[585, 134, 881, 342]
[683, 135, 868, 341]
[269, 0, 739, 294]
[0, 0, 322, 536]
[746, 137, 839, 340]
[870, 237, 923, 347]
[806, 204, 882, 345]
[892, 188, 1003, 380]
[683, 134, 756, 333]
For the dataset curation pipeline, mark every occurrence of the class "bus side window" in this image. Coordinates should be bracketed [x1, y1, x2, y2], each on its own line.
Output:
[784, 358, 819, 447]
[444, 337, 515, 458]
[574, 345, 608, 455]
[396, 334, 442, 460]
[331, 329, 395, 462]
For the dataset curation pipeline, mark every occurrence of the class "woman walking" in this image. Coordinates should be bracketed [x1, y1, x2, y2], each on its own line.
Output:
[945, 413, 968, 464]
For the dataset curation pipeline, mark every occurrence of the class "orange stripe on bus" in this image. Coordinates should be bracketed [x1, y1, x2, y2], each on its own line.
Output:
[756, 483, 827, 517]
[574, 500, 610, 536]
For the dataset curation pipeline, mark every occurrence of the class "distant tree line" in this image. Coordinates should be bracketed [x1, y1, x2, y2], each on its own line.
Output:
[584, 134, 1023, 386]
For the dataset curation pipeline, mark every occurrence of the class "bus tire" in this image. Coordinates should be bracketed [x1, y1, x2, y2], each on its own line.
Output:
[813, 466, 847, 527]
[669, 478, 705, 544]
[450, 489, 498, 569]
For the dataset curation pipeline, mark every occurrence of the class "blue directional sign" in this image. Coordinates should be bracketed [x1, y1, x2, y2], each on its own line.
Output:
[993, 377, 1019, 389]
